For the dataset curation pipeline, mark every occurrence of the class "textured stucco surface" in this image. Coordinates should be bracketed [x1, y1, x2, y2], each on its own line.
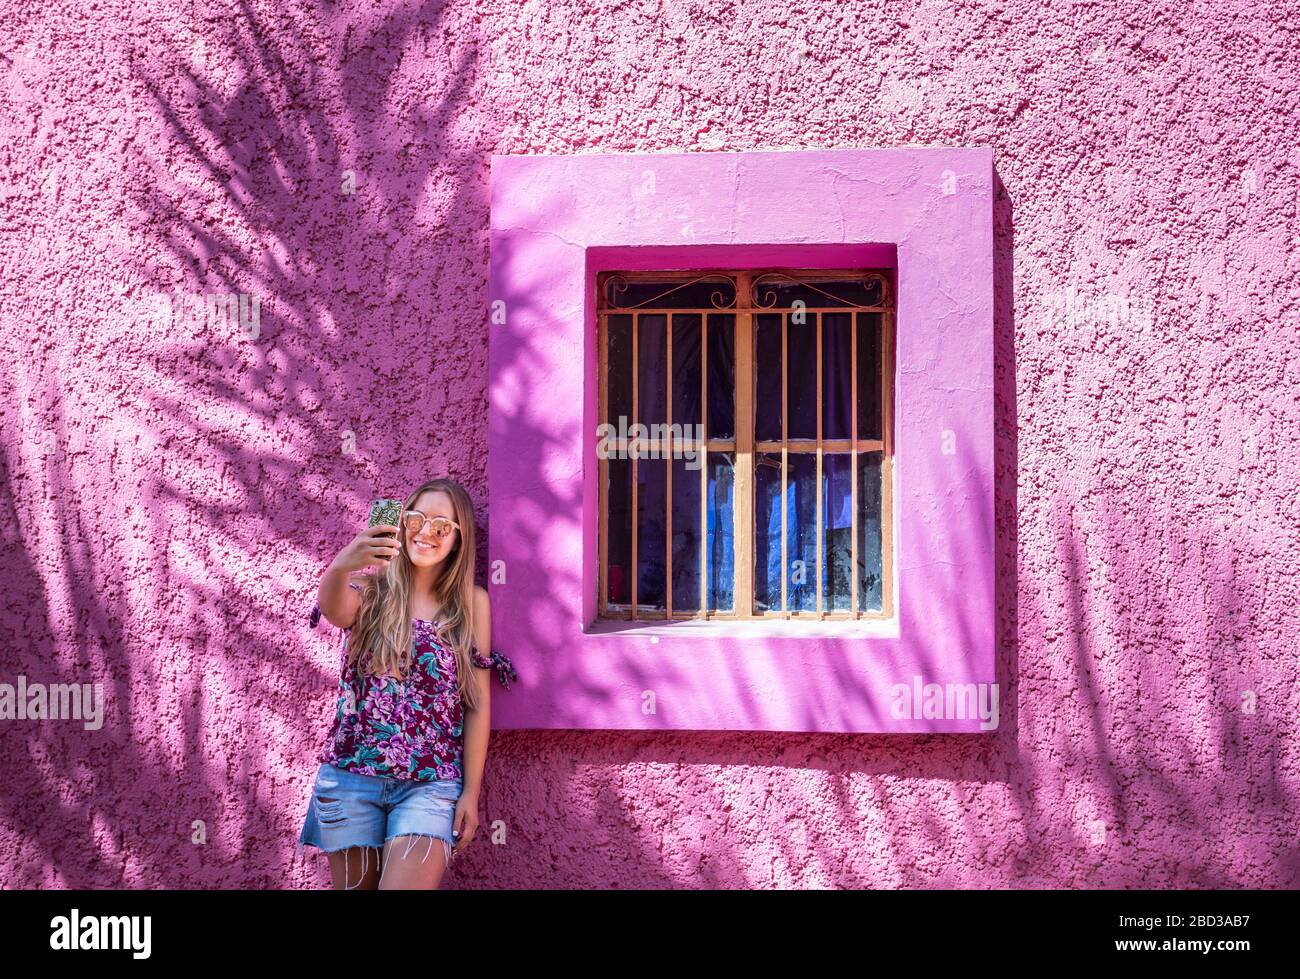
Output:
[1, 0, 1298, 888]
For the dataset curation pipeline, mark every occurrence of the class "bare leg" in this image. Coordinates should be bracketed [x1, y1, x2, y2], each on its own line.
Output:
[326, 846, 381, 890]
[377, 834, 452, 890]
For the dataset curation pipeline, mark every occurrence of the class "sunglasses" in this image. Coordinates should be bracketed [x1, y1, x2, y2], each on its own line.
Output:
[402, 510, 460, 540]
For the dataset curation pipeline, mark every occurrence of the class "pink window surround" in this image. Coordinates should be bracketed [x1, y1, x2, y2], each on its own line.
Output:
[488, 147, 994, 733]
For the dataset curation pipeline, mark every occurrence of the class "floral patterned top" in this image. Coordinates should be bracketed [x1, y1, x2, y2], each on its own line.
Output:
[320, 614, 493, 782]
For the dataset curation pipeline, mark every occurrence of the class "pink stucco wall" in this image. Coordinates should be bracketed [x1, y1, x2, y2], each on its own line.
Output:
[1, 1, 1297, 888]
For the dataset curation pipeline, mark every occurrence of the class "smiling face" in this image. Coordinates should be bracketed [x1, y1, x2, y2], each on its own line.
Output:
[403, 489, 460, 569]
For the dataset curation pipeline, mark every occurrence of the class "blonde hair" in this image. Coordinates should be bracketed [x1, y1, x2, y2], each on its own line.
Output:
[346, 478, 484, 711]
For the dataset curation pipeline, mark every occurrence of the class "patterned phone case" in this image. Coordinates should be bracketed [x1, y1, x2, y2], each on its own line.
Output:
[368, 498, 403, 532]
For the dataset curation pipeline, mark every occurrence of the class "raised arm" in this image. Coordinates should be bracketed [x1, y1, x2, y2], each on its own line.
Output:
[317, 524, 401, 629]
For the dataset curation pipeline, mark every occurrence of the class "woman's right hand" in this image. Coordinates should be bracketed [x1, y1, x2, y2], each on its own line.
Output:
[329, 525, 402, 573]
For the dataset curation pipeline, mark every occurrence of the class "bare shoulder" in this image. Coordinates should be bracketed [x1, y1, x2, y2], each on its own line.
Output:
[472, 584, 491, 611]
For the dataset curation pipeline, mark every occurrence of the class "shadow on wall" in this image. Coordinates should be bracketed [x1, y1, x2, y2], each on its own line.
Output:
[0, 0, 501, 887]
[4, 20, 1291, 885]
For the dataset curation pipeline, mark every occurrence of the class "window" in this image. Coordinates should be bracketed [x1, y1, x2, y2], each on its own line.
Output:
[597, 268, 895, 621]
[489, 146, 995, 733]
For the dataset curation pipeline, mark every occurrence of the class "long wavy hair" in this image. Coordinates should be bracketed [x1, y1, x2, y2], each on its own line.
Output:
[345, 478, 483, 711]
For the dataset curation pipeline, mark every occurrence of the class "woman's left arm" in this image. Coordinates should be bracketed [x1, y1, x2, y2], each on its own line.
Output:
[461, 585, 493, 802]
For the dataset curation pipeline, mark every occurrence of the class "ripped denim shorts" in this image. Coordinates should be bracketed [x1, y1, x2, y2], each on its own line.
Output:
[296, 763, 463, 876]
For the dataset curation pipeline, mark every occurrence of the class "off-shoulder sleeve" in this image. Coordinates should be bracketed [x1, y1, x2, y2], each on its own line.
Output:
[471, 647, 518, 689]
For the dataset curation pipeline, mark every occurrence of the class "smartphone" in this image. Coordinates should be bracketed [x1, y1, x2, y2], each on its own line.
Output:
[368, 498, 404, 542]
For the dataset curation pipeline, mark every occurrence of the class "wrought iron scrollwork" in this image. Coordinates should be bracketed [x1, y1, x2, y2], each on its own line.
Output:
[708, 277, 738, 309]
[602, 274, 738, 310]
[604, 274, 630, 309]
[603, 270, 893, 310]
[750, 271, 893, 310]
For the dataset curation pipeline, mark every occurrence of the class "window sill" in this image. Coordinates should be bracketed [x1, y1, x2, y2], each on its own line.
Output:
[585, 615, 899, 640]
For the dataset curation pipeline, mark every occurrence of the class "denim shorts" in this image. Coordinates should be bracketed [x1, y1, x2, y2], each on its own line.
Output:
[296, 763, 463, 872]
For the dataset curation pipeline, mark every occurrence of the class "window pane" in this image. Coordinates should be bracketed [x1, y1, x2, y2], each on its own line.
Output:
[753, 452, 816, 612]
[787, 453, 817, 611]
[707, 313, 734, 439]
[706, 451, 735, 612]
[856, 312, 882, 441]
[607, 314, 632, 427]
[636, 458, 666, 609]
[788, 312, 817, 440]
[857, 451, 884, 612]
[606, 457, 632, 605]
[754, 313, 782, 442]
[671, 455, 701, 612]
[637, 314, 667, 431]
[671, 314, 701, 437]
[754, 452, 782, 612]
[822, 312, 852, 440]
[822, 453, 853, 611]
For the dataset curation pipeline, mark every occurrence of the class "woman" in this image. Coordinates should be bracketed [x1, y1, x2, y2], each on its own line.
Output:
[297, 478, 493, 889]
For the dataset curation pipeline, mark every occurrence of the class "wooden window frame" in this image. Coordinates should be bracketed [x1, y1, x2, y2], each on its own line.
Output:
[597, 267, 896, 623]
